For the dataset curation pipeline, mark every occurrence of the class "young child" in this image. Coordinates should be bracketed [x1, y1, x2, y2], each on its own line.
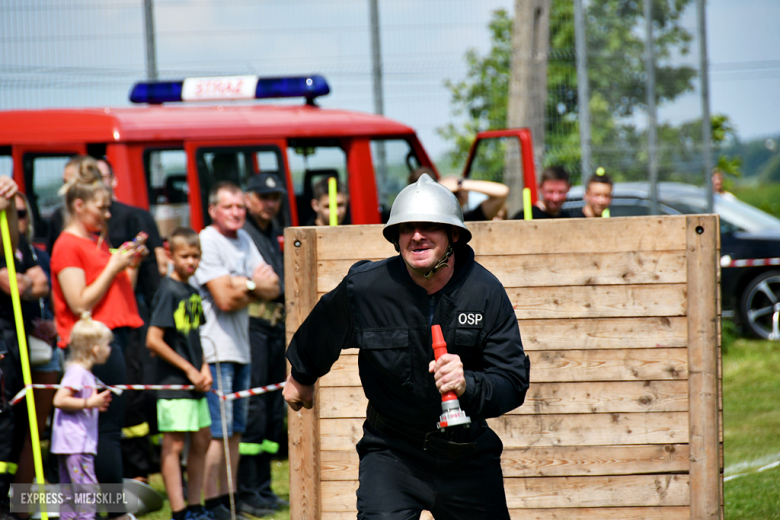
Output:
[146, 227, 212, 520]
[51, 313, 114, 520]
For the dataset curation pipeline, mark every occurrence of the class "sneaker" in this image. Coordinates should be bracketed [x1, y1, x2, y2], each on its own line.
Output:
[236, 498, 275, 518]
[205, 504, 233, 520]
[187, 506, 215, 520]
[262, 493, 289, 509]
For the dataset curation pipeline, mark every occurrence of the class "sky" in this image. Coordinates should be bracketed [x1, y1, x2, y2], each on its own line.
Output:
[707, 0, 780, 140]
[0, 0, 778, 164]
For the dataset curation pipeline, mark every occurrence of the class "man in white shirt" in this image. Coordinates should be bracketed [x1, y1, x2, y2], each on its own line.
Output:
[193, 181, 279, 520]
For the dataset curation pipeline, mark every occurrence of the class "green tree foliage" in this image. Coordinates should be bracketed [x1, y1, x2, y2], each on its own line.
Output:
[437, 10, 512, 176]
[440, 1, 704, 183]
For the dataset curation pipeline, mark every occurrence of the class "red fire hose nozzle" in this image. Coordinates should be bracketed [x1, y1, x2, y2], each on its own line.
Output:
[431, 325, 471, 431]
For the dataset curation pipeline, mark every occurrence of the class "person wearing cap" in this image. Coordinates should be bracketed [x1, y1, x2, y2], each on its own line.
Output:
[236, 173, 290, 515]
[283, 174, 530, 519]
[569, 169, 613, 218]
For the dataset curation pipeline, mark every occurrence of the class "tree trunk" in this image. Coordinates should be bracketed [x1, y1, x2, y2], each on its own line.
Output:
[506, 0, 551, 213]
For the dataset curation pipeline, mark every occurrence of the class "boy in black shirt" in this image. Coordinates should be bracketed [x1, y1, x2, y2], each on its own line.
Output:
[147, 228, 212, 520]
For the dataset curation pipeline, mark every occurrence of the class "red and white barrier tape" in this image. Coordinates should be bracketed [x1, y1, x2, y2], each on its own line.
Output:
[721, 255, 780, 268]
[219, 382, 286, 401]
[10, 381, 286, 406]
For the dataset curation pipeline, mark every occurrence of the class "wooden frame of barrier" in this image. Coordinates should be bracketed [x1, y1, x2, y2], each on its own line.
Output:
[284, 215, 722, 520]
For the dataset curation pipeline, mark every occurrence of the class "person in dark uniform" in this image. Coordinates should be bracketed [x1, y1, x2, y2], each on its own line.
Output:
[0, 177, 44, 518]
[568, 169, 613, 218]
[283, 174, 530, 520]
[237, 173, 289, 516]
[512, 165, 572, 220]
[96, 159, 165, 481]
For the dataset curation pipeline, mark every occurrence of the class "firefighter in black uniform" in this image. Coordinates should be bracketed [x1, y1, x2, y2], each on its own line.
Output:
[0, 177, 25, 519]
[237, 173, 289, 516]
[283, 174, 530, 520]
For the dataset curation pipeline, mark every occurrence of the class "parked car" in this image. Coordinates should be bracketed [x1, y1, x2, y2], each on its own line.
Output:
[564, 182, 780, 339]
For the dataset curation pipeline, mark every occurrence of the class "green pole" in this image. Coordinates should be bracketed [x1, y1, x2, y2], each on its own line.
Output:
[0, 210, 48, 520]
[328, 177, 338, 226]
[523, 188, 533, 221]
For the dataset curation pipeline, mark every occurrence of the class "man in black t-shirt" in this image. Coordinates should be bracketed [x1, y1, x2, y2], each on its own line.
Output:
[238, 173, 289, 515]
[512, 165, 572, 220]
[568, 170, 614, 219]
[146, 228, 213, 520]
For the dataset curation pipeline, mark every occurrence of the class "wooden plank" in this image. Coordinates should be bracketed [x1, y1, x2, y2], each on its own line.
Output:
[504, 475, 690, 509]
[518, 317, 688, 351]
[319, 348, 688, 388]
[284, 227, 321, 520]
[320, 480, 358, 513]
[528, 348, 688, 383]
[320, 444, 690, 481]
[314, 217, 688, 259]
[686, 215, 721, 519]
[320, 474, 689, 511]
[521, 381, 689, 414]
[489, 412, 688, 448]
[323, 509, 693, 520]
[316, 284, 688, 319]
[319, 412, 688, 451]
[304, 315, 689, 352]
[507, 507, 691, 520]
[507, 284, 687, 319]
[500, 444, 690, 477]
[319, 381, 689, 418]
[317, 251, 687, 292]
[317, 258, 383, 293]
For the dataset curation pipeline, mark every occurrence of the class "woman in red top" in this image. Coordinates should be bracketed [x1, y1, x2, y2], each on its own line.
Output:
[51, 156, 146, 515]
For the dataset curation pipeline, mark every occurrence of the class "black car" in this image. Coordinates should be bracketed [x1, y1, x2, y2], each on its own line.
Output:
[565, 182, 780, 339]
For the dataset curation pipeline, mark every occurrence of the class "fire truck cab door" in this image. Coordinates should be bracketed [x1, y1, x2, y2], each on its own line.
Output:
[461, 128, 538, 205]
[184, 139, 292, 231]
[12, 143, 88, 245]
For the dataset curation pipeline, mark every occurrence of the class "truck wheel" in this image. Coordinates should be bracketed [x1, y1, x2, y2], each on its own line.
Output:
[740, 270, 780, 339]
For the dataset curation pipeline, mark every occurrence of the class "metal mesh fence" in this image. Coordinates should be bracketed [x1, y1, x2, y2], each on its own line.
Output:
[546, 0, 706, 185]
[0, 0, 707, 186]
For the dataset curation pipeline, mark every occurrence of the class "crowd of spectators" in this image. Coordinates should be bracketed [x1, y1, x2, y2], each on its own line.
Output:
[0, 158, 288, 520]
[0, 158, 613, 520]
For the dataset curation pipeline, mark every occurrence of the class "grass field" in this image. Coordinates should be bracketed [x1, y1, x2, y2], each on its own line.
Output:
[733, 183, 780, 219]
[143, 460, 290, 520]
[138, 325, 779, 520]
[722, 326, 780, 519]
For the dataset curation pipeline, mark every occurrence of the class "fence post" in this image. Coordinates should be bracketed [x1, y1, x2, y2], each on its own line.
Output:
[285, 227, 321, 520]
[686, 215, 721, 519]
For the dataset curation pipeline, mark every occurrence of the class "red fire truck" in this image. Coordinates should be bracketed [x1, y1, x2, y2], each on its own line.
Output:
[0, 75, 537, 243]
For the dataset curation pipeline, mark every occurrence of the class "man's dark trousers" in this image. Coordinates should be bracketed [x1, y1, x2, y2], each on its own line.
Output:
[356, 423, 510, 520]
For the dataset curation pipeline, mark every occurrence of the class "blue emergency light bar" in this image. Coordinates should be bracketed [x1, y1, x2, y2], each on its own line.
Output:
[129, 75, 330, 105]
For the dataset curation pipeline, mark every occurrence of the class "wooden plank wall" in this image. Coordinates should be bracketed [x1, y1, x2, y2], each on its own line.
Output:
[284, 216, 723, 520]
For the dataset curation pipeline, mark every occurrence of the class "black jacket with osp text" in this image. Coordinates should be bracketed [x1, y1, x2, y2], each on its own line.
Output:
[286, 243, 530, 431]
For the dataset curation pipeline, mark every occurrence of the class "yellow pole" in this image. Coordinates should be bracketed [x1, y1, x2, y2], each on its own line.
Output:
[0, 210, 48, 520]
[522, 188, 533, 221]
[328, 177, 338, 227]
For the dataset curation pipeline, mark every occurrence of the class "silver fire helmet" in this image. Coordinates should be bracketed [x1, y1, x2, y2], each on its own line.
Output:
[383, 173, 472, 244]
